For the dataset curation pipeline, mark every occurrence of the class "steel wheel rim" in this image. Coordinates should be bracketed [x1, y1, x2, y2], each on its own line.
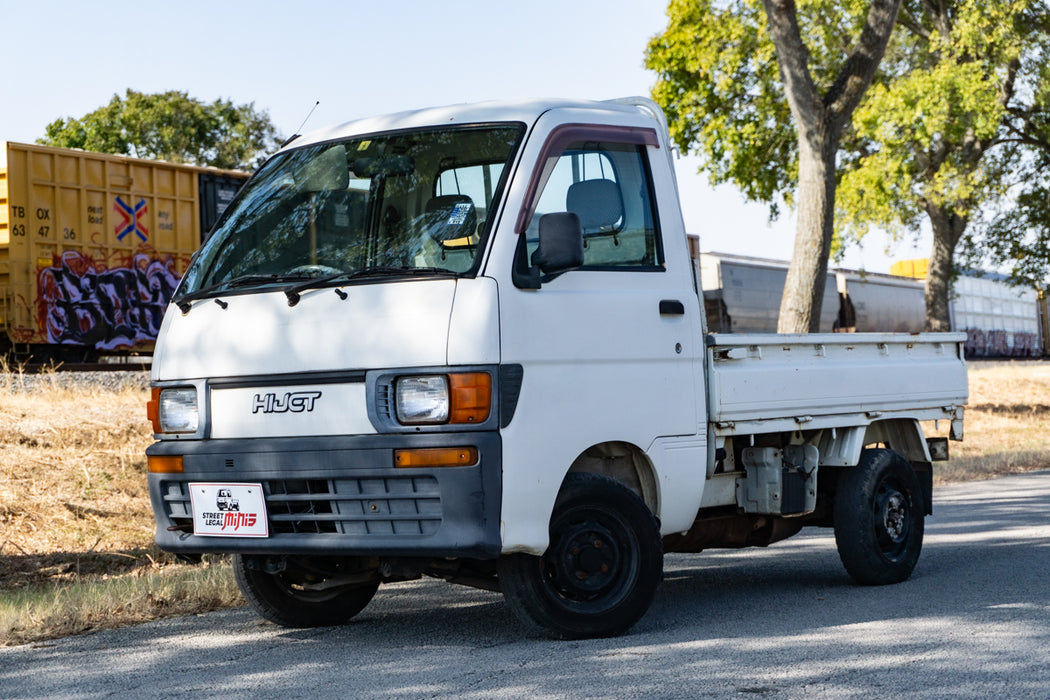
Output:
[874, 478, 912, 559]
[541, 504, 639, 611]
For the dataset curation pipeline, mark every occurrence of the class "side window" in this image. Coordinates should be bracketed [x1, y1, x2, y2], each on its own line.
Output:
[527, 140, 662, 269]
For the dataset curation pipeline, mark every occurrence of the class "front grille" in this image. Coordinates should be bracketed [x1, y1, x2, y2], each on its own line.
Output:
[266, 479, 336, 533]
[161, 481, 194, 533]
[160, 475, 442, 538]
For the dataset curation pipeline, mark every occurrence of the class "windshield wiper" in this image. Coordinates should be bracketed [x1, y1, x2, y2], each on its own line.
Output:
[174, 274, 309, 313]
[284, 267, 459, 306]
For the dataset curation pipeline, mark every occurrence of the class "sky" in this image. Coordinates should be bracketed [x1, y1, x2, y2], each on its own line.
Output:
[1, 0, 930, 273]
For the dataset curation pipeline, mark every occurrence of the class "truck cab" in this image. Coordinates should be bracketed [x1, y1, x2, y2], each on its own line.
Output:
[147, 98, 967, 639]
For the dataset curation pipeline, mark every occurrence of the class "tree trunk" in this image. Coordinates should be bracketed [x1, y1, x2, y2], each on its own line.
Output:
[924, 203, 968, 332]
[762, 0, 902, 333]
[778, 123, 839, 333]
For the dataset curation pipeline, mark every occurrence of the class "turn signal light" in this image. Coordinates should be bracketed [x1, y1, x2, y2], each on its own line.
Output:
[148, 455, 185, 473]
[394, 447, 479, 468]
[146, 387, 161, 433]
[449, 372, 492, 424]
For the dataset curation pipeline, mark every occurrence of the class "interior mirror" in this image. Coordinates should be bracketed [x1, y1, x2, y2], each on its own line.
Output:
[531, 212, 584, 275]
[297, 145, 349, 192]
[351, 155, 415, 178]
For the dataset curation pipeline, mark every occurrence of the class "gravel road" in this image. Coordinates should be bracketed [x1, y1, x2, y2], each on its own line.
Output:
[2, 470, 1048, 699]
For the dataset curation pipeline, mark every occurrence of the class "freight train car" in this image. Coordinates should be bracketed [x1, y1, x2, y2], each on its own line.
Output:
[834, 270, 925, 333]
[0, 142, 247, 362]
[1039, 292, 1050, 356]
[949, 273, 1040, 357]
[696, 251, 840, 332]
[698, 250, 1044, 357]
[892, 259, 1042, 357]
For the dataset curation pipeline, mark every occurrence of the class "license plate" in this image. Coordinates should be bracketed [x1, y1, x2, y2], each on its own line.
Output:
[189, 482, 269, 537]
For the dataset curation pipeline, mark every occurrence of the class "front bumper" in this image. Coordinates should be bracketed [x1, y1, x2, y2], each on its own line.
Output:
[147, 432, 501, 558]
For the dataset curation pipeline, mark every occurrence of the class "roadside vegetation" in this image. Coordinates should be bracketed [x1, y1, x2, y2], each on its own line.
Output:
[0, 369, 240, 645]
[936, 361, 1050, 482]
[1, 361, 1048, 646]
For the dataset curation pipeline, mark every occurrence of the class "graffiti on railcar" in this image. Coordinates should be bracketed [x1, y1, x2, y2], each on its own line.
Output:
[1011, 331, 1038, 357]
[963, 327, 1039, 358]
[35, 251, 181, 349]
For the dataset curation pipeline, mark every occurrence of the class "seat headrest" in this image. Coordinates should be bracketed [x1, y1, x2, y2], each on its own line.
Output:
[566, 179, 623, 233]
[424, 194, 477, 242]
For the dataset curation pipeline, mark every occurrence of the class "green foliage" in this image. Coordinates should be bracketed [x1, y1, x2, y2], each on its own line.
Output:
[646, 0, 878, 217]
[38, 89, 281, 170]
[961, 4, 1050, 287]
[836, 1, 1036, 250]
[968, 178, 1050, 285]
[838, 64, 1008, 241]
[647, 0, 789, 213]
[649, 0, 1050, 297]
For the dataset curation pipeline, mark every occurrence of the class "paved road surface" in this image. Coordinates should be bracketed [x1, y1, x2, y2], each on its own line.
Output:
[3, 470, 1049, 699]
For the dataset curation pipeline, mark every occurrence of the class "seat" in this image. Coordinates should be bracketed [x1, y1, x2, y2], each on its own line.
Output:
[423, 194, 477, 245]
[566, 179, 624, 235]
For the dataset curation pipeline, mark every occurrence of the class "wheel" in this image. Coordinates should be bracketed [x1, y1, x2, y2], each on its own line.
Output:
[498, 472, 663, 639]
[834, 449, 925, 585]
[233, 554, 380, 628]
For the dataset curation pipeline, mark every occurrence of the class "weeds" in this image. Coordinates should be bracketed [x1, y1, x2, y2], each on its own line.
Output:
[0, 355, 27, 392]
[0, 375, 233, 646]
[0, 555, 240, 645]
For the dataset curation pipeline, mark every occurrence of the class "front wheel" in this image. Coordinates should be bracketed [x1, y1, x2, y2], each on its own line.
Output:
[233, 554, 380, 628]
[834, 449, 925, 585]
[499, 472, 663, 639]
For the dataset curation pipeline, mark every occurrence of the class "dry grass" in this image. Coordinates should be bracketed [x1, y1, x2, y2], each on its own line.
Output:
[0, 373, 243, 645]
[0, 555, 238, 645]
[1, 360, 1048, 645]
[0, 379, 158, 572]
[934, 360, 1050, 483]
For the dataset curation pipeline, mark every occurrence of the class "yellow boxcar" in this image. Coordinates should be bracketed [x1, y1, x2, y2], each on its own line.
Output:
[0, 142, 247, 360]
[889, 258, 929, 280]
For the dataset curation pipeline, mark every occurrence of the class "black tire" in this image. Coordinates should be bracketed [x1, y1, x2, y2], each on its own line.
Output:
[498, 472, 663, 639]
[233, 554, 380, 628]
[834, 449, 925, 585]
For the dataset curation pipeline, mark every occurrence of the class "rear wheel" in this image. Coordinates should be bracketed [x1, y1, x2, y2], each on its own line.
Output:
[233, 554, 380, 628]
[499, 473, 663, 639]
[834, 449, 925, 585]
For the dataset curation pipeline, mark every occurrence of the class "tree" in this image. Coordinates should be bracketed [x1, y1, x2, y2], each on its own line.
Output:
[39, 89, 281, 171]
[836, 1, 1049, 330]
[957, 4, 1050, 291]
[647, 0, 901, 332]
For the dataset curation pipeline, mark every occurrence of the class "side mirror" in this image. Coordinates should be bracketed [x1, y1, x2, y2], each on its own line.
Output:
[531, 212, 584, 275]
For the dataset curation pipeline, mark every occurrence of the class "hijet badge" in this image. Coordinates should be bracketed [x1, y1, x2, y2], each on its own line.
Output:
[189, 483, 269, 537]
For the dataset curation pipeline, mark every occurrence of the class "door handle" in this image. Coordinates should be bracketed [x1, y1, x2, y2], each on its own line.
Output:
[659, 299, 685, 316]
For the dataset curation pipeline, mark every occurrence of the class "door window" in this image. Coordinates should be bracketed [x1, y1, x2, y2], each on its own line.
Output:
[525, 140, 662, 270]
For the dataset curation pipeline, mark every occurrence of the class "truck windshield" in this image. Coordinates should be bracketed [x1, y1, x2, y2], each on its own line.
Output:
[178, 124, 525, 296]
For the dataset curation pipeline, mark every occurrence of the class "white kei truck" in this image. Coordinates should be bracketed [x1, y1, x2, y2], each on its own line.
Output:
[146, 97, 968, 639]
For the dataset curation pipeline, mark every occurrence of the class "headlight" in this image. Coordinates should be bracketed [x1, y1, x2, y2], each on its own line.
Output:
[158, 387, 199, 434]
[393, 372, 492, 426]
[396, 376, 449, 424]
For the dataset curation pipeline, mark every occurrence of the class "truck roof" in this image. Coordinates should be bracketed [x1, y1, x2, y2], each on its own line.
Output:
[286, 97, 663, 151]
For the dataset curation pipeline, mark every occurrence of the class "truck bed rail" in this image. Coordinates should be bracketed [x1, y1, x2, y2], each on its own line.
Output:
[706, 332, 968, 432]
